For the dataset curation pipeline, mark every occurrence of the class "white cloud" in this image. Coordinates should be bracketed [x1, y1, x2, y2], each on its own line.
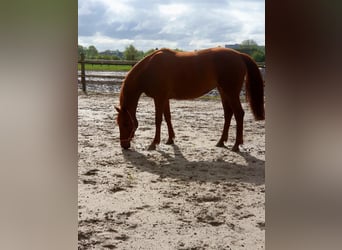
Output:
[78, 0, 265, 51]
[78, 33, 134, 50]
[158, 3, 189, 21]
[189, 39, 221, 50]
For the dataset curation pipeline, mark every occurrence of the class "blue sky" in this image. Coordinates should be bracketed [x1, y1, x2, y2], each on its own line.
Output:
[78, 0, 265, 52]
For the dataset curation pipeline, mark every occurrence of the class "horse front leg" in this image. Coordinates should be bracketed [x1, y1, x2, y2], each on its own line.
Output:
[164, 100, 175, 145]
[148, 98, 164, 150]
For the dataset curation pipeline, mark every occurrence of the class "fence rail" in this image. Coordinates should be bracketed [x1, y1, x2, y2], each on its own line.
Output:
[78, 74, 126, 79]
[78, 53, 138, 93]
[78, 52, 265, 93]
[79, 59, 138, 66]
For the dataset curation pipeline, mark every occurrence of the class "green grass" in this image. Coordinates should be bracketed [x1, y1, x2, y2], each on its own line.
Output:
[78, 63, 132, 72]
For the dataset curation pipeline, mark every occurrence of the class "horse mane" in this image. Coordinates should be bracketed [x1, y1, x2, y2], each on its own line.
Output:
[119, 49, 176, 108]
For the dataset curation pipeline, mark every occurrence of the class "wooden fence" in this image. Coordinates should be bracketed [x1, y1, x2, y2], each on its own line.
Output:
[78, 53, 265, 93]
[78, 53, 138, 93]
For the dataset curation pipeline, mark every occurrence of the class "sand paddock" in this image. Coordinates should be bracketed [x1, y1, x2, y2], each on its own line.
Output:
[78, 92, 265, 249]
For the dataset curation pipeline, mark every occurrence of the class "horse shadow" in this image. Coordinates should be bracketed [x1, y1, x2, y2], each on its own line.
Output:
[121, 144, 264, 185]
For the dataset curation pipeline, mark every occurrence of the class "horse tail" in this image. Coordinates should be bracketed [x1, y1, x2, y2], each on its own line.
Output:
[241, 53, 265, 120]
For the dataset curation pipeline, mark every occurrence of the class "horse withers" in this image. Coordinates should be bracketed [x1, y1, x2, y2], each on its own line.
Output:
[116, 47, 264, 151]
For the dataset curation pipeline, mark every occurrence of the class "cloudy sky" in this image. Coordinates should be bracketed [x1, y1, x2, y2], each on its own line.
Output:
[78, 0, 264, 52]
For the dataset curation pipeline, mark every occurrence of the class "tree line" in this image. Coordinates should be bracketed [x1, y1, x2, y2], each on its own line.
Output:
[78, 44, 160, 61]
[235, 39, 265, 62]
[78, 40, 265, 62]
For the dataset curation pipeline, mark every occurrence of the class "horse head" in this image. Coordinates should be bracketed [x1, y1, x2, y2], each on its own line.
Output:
[115, 106, 137, 149]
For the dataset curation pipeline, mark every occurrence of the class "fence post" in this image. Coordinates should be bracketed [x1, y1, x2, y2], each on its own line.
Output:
[80, 52, 86, 93]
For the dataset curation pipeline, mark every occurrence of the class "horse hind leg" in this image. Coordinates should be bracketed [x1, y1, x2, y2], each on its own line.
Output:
[164, 100, 175, 145]
[217, 80, 244, 152]
[216, 103, 233, 148]
[231, 99, 245, 152]
[216, 88, 233, 148]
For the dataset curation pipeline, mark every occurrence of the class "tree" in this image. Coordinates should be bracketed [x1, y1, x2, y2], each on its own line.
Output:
[86, 45, 98, 59]
[78, 44, 85, 56]
[98, 50, 121, 60]
[240, 39, 258, 47]
[251, 50, 265, 62]
[124, 45, 139, 60]
[237, 40, 265, 62]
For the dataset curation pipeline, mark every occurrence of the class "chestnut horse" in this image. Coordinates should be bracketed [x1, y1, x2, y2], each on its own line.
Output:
[115, 47, 264, 151]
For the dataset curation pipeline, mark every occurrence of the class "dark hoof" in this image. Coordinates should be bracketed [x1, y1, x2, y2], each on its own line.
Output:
[231, 145, 240, 152]
[147, 144, 156, 151]
[216, 141, 225, 147]
[166, 139, 174, 145]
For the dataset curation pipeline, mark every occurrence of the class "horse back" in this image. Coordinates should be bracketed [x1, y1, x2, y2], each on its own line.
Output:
[135, 48, 247, 99]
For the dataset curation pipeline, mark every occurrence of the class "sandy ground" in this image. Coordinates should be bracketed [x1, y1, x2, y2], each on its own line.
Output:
[78, 92, 265, 250]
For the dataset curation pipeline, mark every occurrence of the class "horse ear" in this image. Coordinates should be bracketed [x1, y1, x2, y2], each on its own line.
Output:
[115, 106, 121, 113]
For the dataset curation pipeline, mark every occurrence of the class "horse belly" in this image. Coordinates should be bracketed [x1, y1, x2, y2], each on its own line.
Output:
[170, 78, 217, 99]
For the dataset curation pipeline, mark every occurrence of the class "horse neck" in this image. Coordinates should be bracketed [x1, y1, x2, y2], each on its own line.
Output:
[120, 80, 142, 117]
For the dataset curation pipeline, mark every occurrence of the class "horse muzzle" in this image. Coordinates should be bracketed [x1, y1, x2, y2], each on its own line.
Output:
[120, 141, 131, 149]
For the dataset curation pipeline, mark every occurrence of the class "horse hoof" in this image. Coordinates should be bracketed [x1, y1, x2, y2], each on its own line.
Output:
[147, 144, 156, 151]
[166, 139, 174, 145]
